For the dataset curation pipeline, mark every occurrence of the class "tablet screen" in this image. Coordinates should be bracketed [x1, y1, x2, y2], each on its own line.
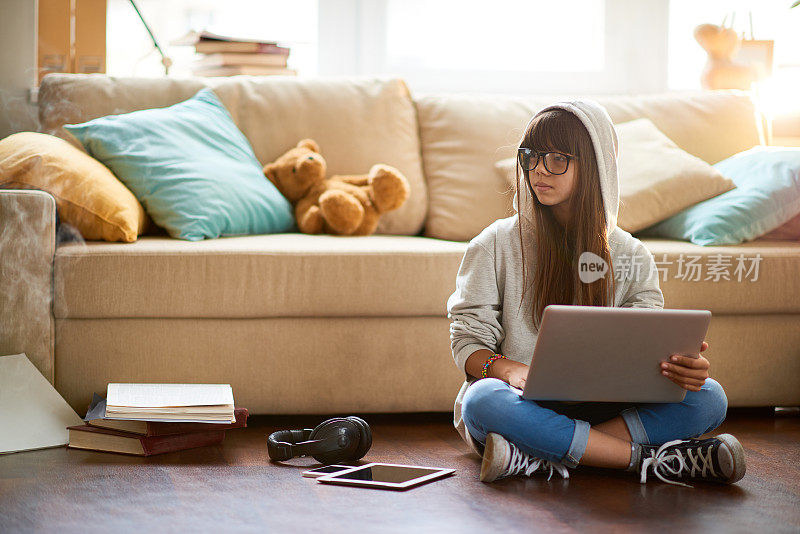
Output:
[329, 464, 441, 484]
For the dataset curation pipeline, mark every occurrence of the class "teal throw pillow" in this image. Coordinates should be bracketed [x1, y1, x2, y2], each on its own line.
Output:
[64, 88, 294, 240]
[642, 147, 800, 245]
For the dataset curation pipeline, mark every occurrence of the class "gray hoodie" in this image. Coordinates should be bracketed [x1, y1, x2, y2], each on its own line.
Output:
[447, 100, 665, 455]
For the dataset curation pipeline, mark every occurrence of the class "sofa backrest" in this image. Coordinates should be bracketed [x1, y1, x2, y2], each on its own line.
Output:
[38, 75, 763, 242]
[414, 91, 764, 241]
[37, 74, 427, 236]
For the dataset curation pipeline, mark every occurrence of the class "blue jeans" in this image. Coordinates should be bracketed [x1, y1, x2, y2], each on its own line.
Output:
[461, 378, 728, 468]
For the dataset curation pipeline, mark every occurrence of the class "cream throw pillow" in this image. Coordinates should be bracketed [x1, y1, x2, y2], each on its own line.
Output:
[0, 132, 148, 242]
[494, 118, 736, 233]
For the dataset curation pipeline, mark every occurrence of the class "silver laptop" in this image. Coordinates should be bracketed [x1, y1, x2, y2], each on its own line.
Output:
[521, 305, 711, 403]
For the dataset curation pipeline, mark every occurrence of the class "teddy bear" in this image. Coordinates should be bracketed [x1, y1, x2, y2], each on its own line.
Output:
[263, 139, 410, 236]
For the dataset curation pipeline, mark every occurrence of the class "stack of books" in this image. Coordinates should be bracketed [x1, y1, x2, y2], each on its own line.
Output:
[67, 384, 248, 456]
[178, 30, 294, 77]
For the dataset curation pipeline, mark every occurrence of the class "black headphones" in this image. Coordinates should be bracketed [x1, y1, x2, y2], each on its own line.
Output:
[267, 416, 372, 465]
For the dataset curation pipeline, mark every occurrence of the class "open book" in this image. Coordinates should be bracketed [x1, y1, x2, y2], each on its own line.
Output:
[105, 384, 235, 423]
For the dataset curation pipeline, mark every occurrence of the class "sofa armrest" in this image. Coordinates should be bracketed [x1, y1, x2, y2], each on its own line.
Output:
[0, 189, 57, 383]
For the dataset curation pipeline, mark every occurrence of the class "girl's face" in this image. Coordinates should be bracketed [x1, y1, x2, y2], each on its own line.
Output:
[529, 152, 577, 211]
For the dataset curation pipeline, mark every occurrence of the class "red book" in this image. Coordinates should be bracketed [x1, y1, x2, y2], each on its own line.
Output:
[67, 425, 225, 456]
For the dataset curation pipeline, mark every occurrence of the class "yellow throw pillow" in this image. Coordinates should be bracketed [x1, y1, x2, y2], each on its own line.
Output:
[0, 132, 148, 242]
[494, 118, 736, 233]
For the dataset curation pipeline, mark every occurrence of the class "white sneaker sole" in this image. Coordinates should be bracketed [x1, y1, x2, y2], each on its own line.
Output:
[479, 433, 509, 483]
[716, 433, 746, 484]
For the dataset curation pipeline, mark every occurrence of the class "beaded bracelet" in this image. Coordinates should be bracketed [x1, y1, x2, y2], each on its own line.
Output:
[481, 353, 507, 379]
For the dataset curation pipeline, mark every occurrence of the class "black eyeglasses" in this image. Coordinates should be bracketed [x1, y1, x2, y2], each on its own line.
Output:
[517, 148, 577, 175]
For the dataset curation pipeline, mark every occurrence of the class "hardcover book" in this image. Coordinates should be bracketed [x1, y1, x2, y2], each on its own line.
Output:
[67, 425, 225, 456]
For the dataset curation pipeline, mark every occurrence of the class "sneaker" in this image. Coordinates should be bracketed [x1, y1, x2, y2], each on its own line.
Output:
[639, 433, 746, 488]
[480, 432, 570, 483]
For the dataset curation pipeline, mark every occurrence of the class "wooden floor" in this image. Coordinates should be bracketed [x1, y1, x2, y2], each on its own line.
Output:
[1, 408, 799, 533]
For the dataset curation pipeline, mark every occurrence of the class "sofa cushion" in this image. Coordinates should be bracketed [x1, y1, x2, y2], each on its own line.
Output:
[54, 234, 800, 319]
[54, 234, 468, 319]
[38, 74, 427, 236]
[415, 91, 762, 241]
[639, 237, 800, 314]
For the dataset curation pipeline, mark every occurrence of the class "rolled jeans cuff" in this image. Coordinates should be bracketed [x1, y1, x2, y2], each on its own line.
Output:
[563, 419, 590, 468]
[621, 407, 649, 444]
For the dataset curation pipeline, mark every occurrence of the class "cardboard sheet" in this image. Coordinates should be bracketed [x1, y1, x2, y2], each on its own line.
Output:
[0, 353, 83, 454]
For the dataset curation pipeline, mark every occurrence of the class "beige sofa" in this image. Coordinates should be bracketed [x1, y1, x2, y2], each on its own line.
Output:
[1, 74, 798, 414]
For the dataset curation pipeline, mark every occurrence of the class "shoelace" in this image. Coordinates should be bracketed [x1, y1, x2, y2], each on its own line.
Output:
[505, 444, 570, 481]
[640, 439, 718, 488]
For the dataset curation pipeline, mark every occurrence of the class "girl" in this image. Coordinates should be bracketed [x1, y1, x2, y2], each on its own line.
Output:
[447, 100, 745, 487]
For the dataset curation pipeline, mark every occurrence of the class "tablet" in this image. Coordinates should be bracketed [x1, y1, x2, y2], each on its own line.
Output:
[302, 465, 353, 478]
[315, 463, 455, 490]
[521, 305, 711, 403]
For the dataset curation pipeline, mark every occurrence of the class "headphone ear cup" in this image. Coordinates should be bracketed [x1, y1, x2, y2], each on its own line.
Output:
[308, 418, 359, 465]
[346, 416, 372, 461]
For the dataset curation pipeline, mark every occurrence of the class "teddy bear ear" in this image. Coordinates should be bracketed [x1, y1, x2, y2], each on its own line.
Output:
[263, 163, 277, 181]
[297, 138, 320, 153]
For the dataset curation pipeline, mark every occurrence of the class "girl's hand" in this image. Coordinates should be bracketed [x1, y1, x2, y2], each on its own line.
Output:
[660, 341, 710, 392]
[491, 358, 530, 389]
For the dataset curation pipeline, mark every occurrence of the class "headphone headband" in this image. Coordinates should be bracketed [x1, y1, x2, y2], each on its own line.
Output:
[267, 429, 313, 461]
[267, 417, 372, 464]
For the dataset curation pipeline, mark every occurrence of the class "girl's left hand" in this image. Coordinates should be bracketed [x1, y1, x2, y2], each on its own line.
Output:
[660, 341, 710, 392]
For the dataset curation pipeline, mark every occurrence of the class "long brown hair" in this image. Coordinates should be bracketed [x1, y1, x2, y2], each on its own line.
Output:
[515, 109, 615, 330]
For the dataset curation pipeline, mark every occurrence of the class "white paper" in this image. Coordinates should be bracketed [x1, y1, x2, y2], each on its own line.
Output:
[96, 416, 234, 424]
[106, 383, 234, 408]
[0, 353, 84, 454]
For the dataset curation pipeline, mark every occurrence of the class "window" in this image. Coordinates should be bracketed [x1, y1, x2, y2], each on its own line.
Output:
[385, 0, 605, 73]
[318, 0, 670, 95]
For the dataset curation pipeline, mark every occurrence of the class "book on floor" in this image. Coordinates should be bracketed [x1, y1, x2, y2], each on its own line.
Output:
[105, 383, 235, 423]
[67, 425, 224, 456]
[84, 394, 248, 436]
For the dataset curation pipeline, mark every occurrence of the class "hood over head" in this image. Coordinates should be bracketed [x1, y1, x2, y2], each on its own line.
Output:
[513, 100, 619, 235]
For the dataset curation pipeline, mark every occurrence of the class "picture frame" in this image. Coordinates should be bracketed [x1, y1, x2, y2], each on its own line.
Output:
[734, 39, 774, 80]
